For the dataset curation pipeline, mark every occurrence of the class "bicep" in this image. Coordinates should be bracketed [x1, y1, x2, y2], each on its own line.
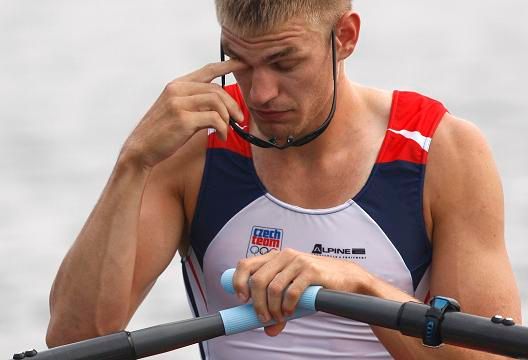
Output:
[427, 115, 521, 323]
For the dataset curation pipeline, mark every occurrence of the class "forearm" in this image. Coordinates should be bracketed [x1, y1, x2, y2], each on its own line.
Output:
[364, 276, 509, 360]
[47, 158, 151, 346]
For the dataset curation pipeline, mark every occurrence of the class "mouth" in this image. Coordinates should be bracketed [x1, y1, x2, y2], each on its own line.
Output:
[252, 109, 293, 122]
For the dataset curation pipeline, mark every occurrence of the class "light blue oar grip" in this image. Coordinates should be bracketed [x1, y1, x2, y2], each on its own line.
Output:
[220, 268, 237, 295]
[219, 268, 322, 335]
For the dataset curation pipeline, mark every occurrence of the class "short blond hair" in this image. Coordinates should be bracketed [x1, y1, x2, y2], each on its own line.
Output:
[215, 0, 352, 37]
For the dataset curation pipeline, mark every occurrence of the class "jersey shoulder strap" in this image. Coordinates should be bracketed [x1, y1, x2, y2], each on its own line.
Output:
[377, 90, 448, 165]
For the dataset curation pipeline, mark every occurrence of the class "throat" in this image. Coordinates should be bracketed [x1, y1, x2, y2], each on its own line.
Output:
[250, 86, 393, 209]
[252, 150, 377, 209]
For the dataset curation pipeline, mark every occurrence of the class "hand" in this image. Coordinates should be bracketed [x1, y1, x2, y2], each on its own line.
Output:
[120, 60, 248, 169]
[232, 248, 373, 336]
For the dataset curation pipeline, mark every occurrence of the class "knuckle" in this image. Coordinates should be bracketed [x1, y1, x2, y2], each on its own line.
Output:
[205, 92, 222, 106]
[285, 286, 302, 300]
[282, 305, 294, 315]
[236, 258, 250, 271]
[210, 82, 223, 90]
[212, 112, 225, 125]
[282, 248, 298, 257]
[268, 282, 283, 297]
[164, 81, 180, 94]
[167, 99, 183, 116]
[296, 259, 315, 275]
[201, 63, 215, 74]
[305, 260, 317, 272]
[212, 91, 223, 103]
[250, 275, 266, 288]
[293, 252, 307, 263]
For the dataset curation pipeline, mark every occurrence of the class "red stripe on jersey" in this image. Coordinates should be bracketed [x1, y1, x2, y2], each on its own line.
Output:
[378, 131, 430, 164]
[208, 84, 252, 158]
[377, 91, 447, 164]
[188, 256, 209, 312]
[424, 291, 432, 305]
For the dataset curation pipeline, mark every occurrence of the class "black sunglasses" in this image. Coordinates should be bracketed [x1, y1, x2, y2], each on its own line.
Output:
[220, 30, 338, 150]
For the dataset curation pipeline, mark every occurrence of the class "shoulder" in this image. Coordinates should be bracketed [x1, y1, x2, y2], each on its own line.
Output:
[425, 112, 502, 237]
[427, 112, 497, 194]
[431, 113, 491, 160]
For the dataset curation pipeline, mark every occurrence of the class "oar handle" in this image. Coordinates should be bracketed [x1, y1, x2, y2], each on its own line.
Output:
[219, 268, 321, 335]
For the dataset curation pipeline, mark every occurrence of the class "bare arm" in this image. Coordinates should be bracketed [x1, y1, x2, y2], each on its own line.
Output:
[46, 60, 247, 347]
[369, 114, 522, 359]
[46, 155, 180, 346]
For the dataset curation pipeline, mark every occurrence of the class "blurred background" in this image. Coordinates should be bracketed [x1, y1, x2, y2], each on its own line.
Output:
[1, 0, 526, 358]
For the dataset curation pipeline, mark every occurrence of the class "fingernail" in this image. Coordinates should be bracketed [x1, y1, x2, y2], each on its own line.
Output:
[258, 314, 268, 323]
[237, 112, 244, 122]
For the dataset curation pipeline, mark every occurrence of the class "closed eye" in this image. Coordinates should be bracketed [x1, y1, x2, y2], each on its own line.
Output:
[272, 60, 301, 72]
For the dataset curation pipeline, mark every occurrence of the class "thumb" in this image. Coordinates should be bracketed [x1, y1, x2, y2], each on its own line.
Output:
[264, 322, 286, 337]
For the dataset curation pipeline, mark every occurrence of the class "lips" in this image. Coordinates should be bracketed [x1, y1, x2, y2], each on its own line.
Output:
[253, 109, 292, 121]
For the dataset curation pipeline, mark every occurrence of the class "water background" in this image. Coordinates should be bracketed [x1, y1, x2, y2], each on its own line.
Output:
[1, 1, 527, 358]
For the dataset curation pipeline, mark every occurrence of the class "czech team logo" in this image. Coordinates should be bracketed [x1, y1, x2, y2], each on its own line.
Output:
[246, 226, 283, 258]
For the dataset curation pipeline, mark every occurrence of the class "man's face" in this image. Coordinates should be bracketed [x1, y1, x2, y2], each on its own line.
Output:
[221, 18, 335, 144]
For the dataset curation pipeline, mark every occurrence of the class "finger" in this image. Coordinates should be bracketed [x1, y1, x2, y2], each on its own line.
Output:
[166, 82, 244, 122]
[178, 93, 230, 123]
[264, 322, 286, 337]
[282, 275, 312, 317]
[267, 262, 303, 322]
[233, 251, 278, 303]
[185, 110, 229, 141]
[250, 251, 296, 323]
[181, 59, 248, 84]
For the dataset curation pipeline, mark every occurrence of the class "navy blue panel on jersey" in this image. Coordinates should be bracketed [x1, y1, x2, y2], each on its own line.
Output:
[181, 261, 206, 359]
[355, 160, 432, 290]
[191, 148, 265, 268]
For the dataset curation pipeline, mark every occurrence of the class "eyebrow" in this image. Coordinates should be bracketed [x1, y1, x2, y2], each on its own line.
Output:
[222, 44, 299, 63]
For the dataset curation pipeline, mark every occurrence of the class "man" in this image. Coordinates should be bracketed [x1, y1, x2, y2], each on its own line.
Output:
[46, 0, 521, 359]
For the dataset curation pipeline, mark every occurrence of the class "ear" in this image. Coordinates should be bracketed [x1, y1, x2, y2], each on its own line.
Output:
[335, 11, 361, 61]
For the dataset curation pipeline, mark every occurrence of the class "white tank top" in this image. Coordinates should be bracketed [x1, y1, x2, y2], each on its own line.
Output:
[182, 85, 447, 359]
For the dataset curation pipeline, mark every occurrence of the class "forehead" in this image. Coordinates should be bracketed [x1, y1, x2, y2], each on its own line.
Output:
[221, 19, 324, 58]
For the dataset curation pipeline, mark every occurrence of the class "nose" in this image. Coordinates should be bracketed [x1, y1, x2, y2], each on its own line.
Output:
[248, 67, 279, 107]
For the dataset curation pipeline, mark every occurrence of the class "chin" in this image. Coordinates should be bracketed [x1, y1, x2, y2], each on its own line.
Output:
[254, 123, 296, 142]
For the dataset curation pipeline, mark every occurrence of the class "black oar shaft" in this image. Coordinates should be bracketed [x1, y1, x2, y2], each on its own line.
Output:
[315, 289, 404, 329]
[441, 312, 528, 358]
[315, 289, 528, 359]
[131, 314, 224, 358]
[22, 331, 135, 360]
[20, 314, 225, 360]
[11, 289, 528, 359]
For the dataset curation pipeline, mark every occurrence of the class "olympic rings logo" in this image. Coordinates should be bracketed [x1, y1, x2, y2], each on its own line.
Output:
[248, 245, 279, 256]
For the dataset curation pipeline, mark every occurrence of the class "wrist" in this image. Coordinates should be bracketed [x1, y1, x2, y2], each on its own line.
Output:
[115, 149, 153, 178]
[356, 270, 377, 296]
[117, 144, 154, 173]
[353, 270, 418, 304]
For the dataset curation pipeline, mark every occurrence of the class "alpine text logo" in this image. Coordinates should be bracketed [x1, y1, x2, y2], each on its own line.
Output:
[312, 243, 366, 259]
[246, 226, 283, 258]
